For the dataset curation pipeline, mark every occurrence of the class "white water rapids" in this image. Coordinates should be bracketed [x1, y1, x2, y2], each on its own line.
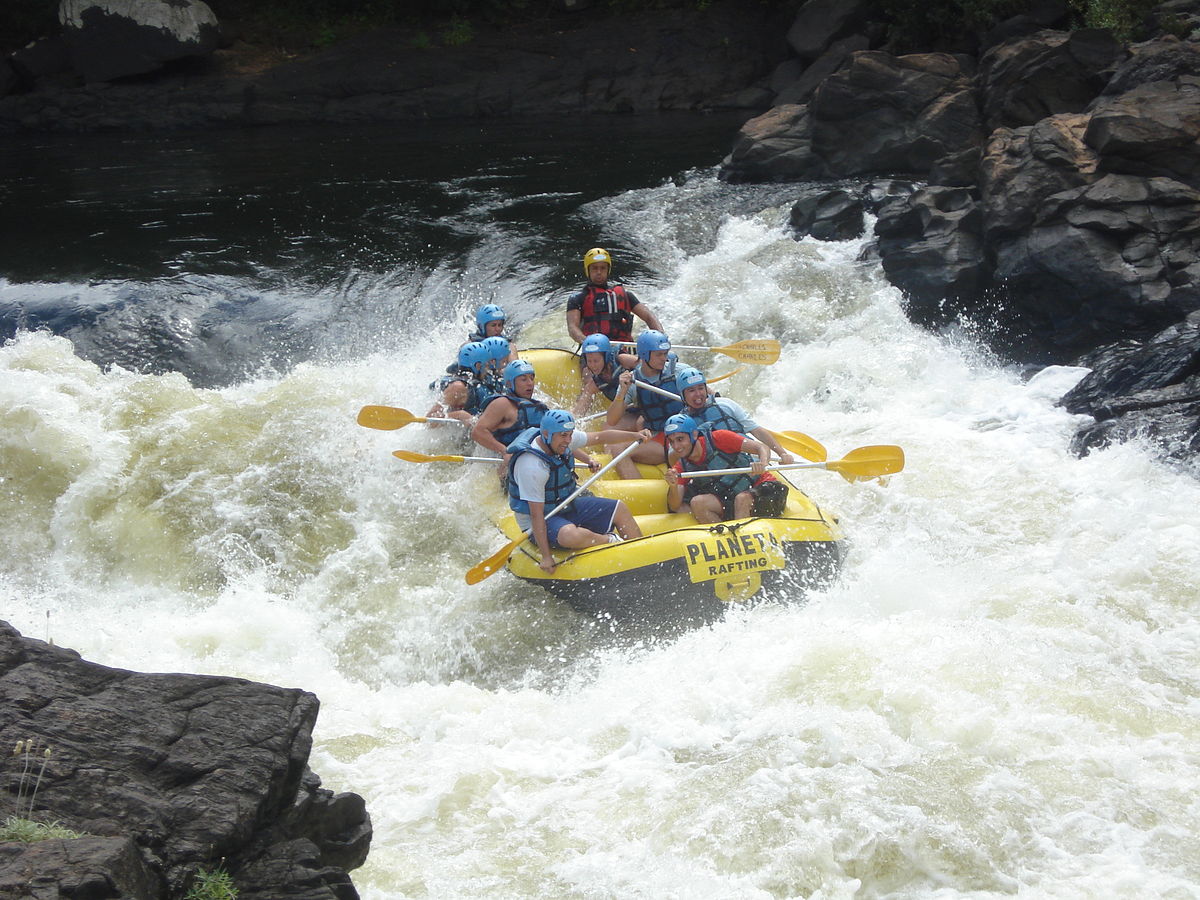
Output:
[2, 171, 1199, 898]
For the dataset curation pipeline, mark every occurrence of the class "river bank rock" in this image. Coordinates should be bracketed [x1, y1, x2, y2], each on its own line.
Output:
[59, 0, 221, 83]
[1061, 310, 1200, 461]
[0, 620, 370, 899]
[718, 0, 1200, 465]
[0, 1, 789, 132]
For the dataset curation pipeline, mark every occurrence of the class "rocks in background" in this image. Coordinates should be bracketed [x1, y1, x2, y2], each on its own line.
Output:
[1062, 310, 1200, 458]
[789, 188, 865, 241]
[719, 0, 1200, 465]
[1087, 74, 1200, 186]
[0, 620, 370, 899]
[811, 51, 983, 176]
[0, 57, 16, 98]
[721, 51, 982, 183]
[875, 186, 989, 321]
[977, 28, 1124, 131]
[59, 0, 221, 83]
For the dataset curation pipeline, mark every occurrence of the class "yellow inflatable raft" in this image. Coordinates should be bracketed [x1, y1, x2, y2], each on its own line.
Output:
[494, 348, 845, 625]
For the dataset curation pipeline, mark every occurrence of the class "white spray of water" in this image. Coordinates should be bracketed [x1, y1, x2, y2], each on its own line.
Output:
[2, 177, 1198, 898]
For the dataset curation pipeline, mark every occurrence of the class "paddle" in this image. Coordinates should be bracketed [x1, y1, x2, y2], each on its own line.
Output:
[617, 338, 780, 365]
[465, 438, 644, 585]
[357, 405, 462, 430]
[394, 449, 588, 468]
[677, 445, 905, 483]
[768, 429, 827, 463]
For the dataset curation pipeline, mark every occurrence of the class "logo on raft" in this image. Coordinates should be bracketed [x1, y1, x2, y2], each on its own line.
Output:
[684, 531, 786, 583]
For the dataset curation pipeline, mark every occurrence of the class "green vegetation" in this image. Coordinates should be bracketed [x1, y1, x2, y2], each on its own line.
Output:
[184, 864, 239, 900]
[2, 740, 85, 844]
[877, 0, 1163, 51]
[1070, 0, 1162, 40]
[0, 816, 84, 842]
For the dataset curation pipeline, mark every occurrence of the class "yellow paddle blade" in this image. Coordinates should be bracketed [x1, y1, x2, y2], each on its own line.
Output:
[357, 405, 423, 430]
[826, 445, 905, 482]
[392, 450, 466, 464]
[714, 339, 780, 365]
[770, 429, 827, 462]
[465, 535, 527, 585]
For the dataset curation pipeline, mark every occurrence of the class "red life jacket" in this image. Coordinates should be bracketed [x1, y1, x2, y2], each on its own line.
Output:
[578, 283, 635, 342]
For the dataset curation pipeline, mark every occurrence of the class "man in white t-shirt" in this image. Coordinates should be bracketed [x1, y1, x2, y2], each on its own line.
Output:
[506, 409, 648, 574]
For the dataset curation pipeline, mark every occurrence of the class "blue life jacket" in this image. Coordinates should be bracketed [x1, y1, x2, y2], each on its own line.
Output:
[631, 360, 682, 432]
[584, 362, 628, 402]
[679, 429, 755, 499]
[691, 397, 750, 435]
[506, 427, 578, 514]
[490, 393, 548, 447]
[431, 370, 493, 415]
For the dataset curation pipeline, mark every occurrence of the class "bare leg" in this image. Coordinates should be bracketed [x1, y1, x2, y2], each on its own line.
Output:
[611, 501, 643, 540]
[690, 494, 724, 524]
[732, 490, 755, 520]
[554, 524, 612, 549]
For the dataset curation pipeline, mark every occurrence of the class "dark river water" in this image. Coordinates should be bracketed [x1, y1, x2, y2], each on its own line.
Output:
[1, 112, 767, 385]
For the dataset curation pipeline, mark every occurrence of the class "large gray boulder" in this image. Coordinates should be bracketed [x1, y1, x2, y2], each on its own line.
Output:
[977, 28, 1124, 131]
[1062, 310, 1200, 462]
[989, 174, 1200, 351]
[786, 0, 873, 60]
[980, 113, 1098, 242]
[720, 103, 827, 183]
[874, 186, 989, 322]
[0, 620, 370, 899]
[58, 0, 220, 83]
[721, 50, 984, 182]
[810, 51, 983, 176]
[1086, 74, 1200, 188]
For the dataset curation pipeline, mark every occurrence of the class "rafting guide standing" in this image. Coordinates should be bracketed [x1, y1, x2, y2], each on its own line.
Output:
[566, 247, 663, 345]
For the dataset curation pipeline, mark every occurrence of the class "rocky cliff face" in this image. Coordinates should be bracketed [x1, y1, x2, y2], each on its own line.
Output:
[720, 0, 1200, 468]
[0, 620, 371, 899]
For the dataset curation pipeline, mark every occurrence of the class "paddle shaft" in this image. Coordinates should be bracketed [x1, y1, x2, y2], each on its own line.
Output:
[678, 445, 904, 480]
[613, 338, 779, 364]
[679, 461, 840, 478]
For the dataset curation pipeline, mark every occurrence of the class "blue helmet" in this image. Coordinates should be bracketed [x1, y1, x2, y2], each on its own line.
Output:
[540, 408, 576, 443]
[663, 413, 700, 437]
[475, 304, 506, 332]
[503, 358, 535, 391]
[481, 336, 511, 363]
[457, 341, 489, 374]
[675, 365, 706, 391]
[635, 329, 671, 362]
[580, 333, 611, 357]
[580, 332, 617, 367]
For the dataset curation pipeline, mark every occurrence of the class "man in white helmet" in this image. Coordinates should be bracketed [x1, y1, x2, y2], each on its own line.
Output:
[566, 247, 663, 345]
